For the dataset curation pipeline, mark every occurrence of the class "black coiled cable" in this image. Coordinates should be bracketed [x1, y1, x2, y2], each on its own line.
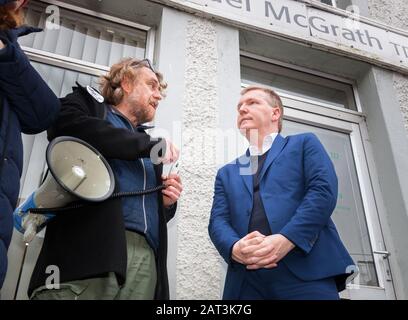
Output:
[27, 184, 166, 214]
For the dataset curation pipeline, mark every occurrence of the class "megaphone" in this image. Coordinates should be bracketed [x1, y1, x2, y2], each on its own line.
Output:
[14, 136, 115, 243]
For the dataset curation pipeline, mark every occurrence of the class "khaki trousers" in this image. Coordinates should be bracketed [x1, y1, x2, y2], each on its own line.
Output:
[31, 231, 157, 300]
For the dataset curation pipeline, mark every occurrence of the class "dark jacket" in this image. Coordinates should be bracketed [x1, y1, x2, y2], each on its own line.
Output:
[28, 84, 176, 299]
[0, 0, 14, 5]
[0, 26, 60, 288]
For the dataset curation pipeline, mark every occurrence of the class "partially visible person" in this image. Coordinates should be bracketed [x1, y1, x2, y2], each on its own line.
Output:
[0, 0, 60, 289]
[28, 57, 182, 300]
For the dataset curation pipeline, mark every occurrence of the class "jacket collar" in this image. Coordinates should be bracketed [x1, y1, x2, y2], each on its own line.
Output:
[240, 134, 287, 195]
[76, 82, 155, 132]
[136, 124, 154, 132]
[108, 105, 155, 132]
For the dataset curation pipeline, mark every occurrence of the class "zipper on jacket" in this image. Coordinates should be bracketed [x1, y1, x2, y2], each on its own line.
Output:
[128, 120, 148, 235]
[108, 106, 149, 234]
[140, 158, 148, 234]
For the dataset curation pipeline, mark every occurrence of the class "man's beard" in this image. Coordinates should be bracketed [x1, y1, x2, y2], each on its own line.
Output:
[131, 105, 154, 125]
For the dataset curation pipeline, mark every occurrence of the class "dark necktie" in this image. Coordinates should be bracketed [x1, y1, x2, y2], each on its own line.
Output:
[248, 152, 272, 235]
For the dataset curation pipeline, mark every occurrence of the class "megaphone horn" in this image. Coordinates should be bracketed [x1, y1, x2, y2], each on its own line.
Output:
[14, 136, 115, 243]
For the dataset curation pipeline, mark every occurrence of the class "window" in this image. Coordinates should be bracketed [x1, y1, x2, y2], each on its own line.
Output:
[241, 55, 357, 111]
[320, 0, 353, 10]
[22, 2, 148, 68]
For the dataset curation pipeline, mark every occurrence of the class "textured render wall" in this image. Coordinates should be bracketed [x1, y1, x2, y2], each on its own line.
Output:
[368, 0, 408, 137]
[394, 74, 408, 136]
[176, 17, 221, 299]
[367, 0, 408, 29]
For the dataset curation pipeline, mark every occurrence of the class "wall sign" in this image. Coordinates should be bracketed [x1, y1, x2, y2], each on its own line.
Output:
[151, 0, 408, 74]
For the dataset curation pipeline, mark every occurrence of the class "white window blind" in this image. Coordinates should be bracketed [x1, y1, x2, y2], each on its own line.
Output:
[19, 2, 147, 68]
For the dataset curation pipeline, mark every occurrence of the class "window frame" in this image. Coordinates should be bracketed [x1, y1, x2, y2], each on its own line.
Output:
[24, 0, 156, 77]
[241, 50, 364, 114]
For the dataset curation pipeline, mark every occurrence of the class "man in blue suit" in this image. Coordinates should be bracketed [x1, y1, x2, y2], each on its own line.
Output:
[209, 85, 355, 300]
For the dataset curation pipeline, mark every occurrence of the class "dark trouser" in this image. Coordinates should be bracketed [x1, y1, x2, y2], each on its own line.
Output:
[238, 262, 339, 300]
[31, 231, 157, 300]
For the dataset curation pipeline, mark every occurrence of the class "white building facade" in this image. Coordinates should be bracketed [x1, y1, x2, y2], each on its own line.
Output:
[2, 0, 408, 300]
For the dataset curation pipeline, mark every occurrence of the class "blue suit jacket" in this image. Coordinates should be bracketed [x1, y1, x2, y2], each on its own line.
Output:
[209, 133, 355, 299]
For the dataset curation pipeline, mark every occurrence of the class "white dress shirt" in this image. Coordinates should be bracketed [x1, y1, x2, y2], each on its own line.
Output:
[248, 132, 279, 156]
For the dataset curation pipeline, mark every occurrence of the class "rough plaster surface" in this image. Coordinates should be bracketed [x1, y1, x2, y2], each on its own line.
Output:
[176, 17, 222, 299]
[368, 0, 408, 137]
[368, 0, 408, 30]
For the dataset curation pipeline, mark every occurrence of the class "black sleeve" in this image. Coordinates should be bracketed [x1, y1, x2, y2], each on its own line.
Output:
[48, 90, 165, 161]
[164, 203, 177, 223]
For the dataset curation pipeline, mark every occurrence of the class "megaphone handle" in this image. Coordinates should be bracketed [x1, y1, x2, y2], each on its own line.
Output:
[23, 223, 37, 243]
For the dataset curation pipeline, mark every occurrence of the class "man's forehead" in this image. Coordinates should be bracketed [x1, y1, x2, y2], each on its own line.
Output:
[239, 89, 269, 102]
[137, 67, 159, 82]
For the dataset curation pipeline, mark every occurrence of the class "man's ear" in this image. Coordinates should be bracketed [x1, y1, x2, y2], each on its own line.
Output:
[271, 107, 281, 122]
[121, 77, 133, 95]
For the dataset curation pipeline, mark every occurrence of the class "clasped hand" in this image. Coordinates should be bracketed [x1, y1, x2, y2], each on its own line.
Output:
[232, 231, 295, 270]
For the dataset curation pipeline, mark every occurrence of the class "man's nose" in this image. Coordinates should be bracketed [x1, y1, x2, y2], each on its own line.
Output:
[238, 105, 248, 114]
[154, 90, 162, 100]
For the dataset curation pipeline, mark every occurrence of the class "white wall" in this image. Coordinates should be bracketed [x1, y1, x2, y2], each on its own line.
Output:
[154, 8, 241, 299]
[368, 0, 408, 138]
